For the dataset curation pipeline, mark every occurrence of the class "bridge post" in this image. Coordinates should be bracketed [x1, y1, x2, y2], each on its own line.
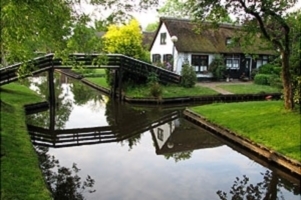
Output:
[110, 69, 118, 98]
[48, 68, 55, 105]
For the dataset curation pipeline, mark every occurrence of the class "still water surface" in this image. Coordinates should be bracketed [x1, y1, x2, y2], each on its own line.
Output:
[26, 72, 300, 200]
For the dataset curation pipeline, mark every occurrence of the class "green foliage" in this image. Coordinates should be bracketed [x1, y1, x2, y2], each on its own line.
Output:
[255, 63, 282, 88]
[254, 74, 271, 85]
[1, 0, 73, 65]
[208, 54, 227, 80]
[149, 82, 163, 98]
[189, 0, 298, 110]
[147, 72, 162, 98]
[180, 63, 197, 88]
[147, 71, 159, 85]
[1, 83, 52, 199]
[267, 74, 283, 89]
[258, 63, 281, 75]
[145, 22, 159, 32]
[103, 19, 145, 59]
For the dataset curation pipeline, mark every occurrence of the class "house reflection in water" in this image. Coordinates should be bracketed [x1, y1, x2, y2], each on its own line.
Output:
[151, 118, 223, 156]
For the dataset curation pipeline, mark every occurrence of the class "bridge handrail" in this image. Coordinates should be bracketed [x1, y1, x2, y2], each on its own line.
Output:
[0, 53, 181, 85]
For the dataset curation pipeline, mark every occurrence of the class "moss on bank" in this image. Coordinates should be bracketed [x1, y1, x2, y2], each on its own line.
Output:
[0, 83, 51, 200]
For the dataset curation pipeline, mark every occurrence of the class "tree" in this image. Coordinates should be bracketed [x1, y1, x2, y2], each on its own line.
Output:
[158, 0, 232, 23]
[158, 0, 190, 18]
[103, 19, 145, 59]
[1, 0, 75, 66]
[187, 0, 299, 110]
[145, 22, 159, 32]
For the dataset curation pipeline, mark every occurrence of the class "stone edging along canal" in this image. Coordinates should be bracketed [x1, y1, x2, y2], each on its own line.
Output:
[183, 109, 301, 176]
[55, 71, 301, 175]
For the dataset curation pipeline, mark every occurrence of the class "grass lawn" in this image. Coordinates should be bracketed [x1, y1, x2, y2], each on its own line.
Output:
[86, 77, 109, 88]
[191, 101, 301, 162]
[216, 83, 281, 94]
[0, 83, 52, 200]
[72, 68, 106, 77]
[125, 85, 218, 98]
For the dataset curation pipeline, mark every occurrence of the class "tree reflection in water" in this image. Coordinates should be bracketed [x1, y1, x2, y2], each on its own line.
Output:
[217, 170, 300, 200]
[35, 146, 95, 200]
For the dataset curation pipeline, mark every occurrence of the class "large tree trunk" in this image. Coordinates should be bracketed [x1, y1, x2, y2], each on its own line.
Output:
[281, 51, 294, 110]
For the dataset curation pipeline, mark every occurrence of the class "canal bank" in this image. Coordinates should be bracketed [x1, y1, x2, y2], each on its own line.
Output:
[0, 83, 52, 200]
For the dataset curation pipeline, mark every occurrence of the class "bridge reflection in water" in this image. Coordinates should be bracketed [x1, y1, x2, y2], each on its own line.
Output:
[27, 102, 222, 154]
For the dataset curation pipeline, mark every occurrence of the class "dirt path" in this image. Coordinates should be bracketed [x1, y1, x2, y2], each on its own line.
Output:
[197, 80, 253, 95]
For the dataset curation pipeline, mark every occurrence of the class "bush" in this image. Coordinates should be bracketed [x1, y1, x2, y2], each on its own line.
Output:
[254, 74, 271, 85]
[208, 54, 227, 79]
[258, 64, 281, 75]
[180, 63, 197, 88]
[149, 82, 162, 98]
[268, 74, 282, 89]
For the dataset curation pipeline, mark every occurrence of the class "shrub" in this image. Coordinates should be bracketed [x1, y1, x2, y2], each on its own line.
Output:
[149, 82, 162, 98]
[147, 71, 159, 85]
[251, 68, 259, 80]
[180, 63, 197, 88]
[208, 54, 227, 80]
[254, 74, 271, 85]
[258, 63, 281, 75]
[268, 74, 282, 89]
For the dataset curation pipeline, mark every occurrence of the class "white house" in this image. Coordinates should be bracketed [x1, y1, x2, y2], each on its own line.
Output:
[149, 17, 275, 80]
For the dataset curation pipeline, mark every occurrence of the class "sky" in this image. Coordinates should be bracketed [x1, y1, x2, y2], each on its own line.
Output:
[79, 0, 301, 30]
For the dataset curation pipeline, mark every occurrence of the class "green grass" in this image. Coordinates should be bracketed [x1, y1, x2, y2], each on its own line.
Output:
[1, 83, 52, 200]
[125, 85, 218, 98]
[217, 84, 281, 94]
[72, 68, 106, 77]
[86, 77, 109, 88]
[191, 101, 301, 162]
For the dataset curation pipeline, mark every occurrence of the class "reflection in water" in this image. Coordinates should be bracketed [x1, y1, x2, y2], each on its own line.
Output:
[26, 72, 301, 200]
[217, 170, 300, 200]
[36, 146, 95, 200]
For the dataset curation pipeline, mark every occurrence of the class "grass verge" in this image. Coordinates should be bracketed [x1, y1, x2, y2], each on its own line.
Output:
[216, 83, 281, 94]
[0, 83, 52, 200]
[125, 85, 218, 98]
[190, 101, 301, 162]
[86, 77, 109, 88]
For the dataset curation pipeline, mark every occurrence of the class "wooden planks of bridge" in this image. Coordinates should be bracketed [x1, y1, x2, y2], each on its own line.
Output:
[0, 53, 181, 86]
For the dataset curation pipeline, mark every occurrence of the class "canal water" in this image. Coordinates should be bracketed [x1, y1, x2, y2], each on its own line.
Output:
[26, 72, 300, 200]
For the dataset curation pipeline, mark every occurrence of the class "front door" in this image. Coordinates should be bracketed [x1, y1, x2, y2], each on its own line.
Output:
[245, 58, 251, 79]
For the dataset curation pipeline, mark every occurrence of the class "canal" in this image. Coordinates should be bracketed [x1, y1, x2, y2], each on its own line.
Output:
[25, 72, 300, 200]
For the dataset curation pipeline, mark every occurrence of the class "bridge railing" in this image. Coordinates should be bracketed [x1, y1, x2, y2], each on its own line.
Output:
[0, 53, 181, 85]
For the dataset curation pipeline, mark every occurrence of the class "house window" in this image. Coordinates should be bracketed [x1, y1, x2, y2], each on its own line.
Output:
[226, 37, 232, 45]
[191, 55, 208, 73]
[160, 33, 166, 44]
[256, 55, 269, 68]
[152, 54, 161, 63]
[157, 128, 163, 141]
[225, 54, 240, 69]
[163, 54, 173, 62]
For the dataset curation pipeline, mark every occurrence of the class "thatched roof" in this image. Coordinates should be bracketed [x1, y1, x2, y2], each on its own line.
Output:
[150, 17, 275, 55]
[142, 31, 156, 49]
[151, 126, 223, 155]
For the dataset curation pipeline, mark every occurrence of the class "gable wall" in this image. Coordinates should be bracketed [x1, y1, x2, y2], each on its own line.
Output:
[150, 23, 179, 71]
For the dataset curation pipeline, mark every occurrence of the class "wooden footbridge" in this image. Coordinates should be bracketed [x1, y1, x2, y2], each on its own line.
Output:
[0, 53, 181, 86]
[27, 110, 180, 148]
